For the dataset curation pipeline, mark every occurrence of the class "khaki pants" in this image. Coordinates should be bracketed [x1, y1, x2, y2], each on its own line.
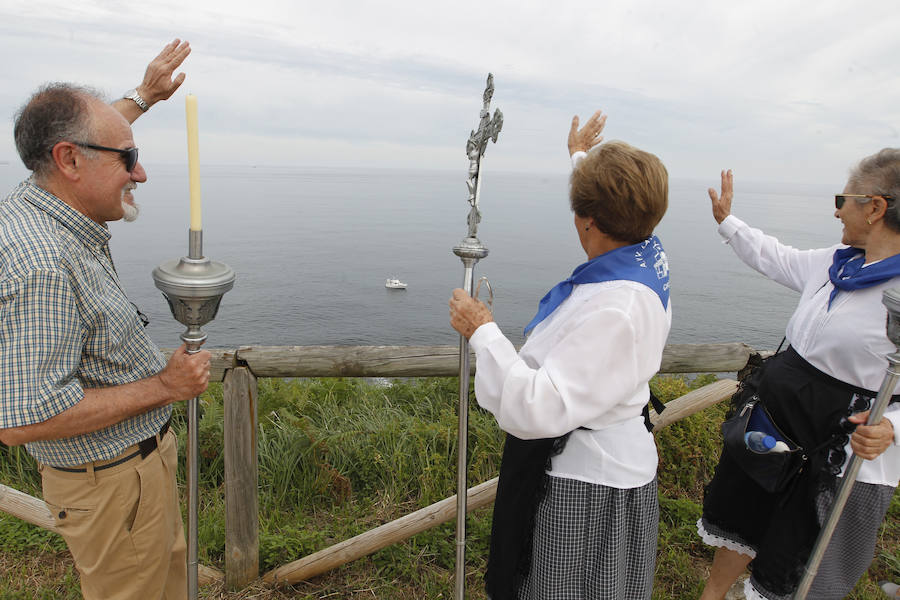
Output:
[40, 429, 187, 600]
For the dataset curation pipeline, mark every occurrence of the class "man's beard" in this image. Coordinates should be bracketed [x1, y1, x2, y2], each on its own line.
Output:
[121, 183, 139, 222]
[121, 200, 140, 222]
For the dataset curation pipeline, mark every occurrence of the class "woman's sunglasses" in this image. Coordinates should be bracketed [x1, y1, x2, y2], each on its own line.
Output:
[835, 193, 895, 209]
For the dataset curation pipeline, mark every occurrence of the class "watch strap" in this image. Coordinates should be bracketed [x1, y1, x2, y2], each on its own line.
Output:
[124, 89, 149, 112]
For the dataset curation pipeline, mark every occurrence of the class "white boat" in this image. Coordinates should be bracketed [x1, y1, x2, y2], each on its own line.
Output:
[385, 277, 407, 289]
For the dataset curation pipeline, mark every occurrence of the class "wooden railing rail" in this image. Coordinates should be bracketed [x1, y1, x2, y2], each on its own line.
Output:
[171, 342, 755, 380]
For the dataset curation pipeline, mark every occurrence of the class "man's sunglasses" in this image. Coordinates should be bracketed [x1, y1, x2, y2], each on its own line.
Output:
[835, 193, 895, 209]
[73, 142, 139, 172]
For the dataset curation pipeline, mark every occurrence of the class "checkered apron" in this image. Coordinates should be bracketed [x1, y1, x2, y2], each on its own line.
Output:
[517, 474, 658, 599]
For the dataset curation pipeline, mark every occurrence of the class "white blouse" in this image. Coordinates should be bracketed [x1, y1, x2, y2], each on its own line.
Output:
[469, 280, 672, 489]
[719, 215, 900, 486]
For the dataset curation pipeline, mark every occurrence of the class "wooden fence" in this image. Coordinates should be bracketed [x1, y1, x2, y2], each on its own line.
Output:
[0, 342, 757, 591]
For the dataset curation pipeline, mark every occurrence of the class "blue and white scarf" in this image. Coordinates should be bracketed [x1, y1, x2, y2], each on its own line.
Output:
[827, 246, 900, 309]
[523, 234, 670, 336]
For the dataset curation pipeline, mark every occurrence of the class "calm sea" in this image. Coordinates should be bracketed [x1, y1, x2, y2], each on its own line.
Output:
[0, 162, 842, 352]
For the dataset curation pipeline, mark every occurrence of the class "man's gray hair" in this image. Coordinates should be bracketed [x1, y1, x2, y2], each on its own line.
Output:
[849, 148, 900, 233]
[13, 83, 104, 179]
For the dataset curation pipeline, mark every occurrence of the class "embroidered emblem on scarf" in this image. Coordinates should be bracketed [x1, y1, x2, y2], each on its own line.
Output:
[827, 246, 900, 309]
[523, 235, 670, 335]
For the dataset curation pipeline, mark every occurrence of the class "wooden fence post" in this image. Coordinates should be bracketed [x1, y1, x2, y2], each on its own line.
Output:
[224, 366, 259, 590]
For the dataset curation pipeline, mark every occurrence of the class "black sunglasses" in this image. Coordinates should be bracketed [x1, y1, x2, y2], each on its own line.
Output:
[835, 193, 895, 209]
[73, 142, 139, 172]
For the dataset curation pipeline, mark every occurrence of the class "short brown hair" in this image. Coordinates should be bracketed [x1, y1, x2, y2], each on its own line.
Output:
[569, 141, 668, 244]
[14, 83, 101, 179]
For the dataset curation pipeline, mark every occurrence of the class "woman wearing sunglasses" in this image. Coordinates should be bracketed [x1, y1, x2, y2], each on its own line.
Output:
[698, 149, 900, 600]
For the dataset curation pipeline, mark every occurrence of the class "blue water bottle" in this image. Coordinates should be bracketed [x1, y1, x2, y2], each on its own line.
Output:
[745, 431, 777, 453]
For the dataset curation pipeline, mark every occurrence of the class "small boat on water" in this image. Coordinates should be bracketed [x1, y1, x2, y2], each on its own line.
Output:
[385, 278, 407, 289]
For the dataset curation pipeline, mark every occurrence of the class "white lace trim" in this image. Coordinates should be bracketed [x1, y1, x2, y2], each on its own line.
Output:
[695, 518, 757, 558]
[743, 578, 768, 600]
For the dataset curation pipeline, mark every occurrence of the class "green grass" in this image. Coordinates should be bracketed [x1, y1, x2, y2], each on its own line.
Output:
[0, 375, 896, 599]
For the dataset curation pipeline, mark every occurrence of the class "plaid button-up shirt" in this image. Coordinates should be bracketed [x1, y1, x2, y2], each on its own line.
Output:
[0, 179, 169, 467]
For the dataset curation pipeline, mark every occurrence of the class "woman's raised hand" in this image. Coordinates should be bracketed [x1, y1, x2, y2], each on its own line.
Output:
[708, 169, 734, 224]
[568, 110, 607, 155]
[449, 288, 494, 339]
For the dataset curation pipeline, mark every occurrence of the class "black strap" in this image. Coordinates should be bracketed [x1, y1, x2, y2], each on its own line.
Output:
[642, 390, 666, 432]
[775, 336, 786, 354]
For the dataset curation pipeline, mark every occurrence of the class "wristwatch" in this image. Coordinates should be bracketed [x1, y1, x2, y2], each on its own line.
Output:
[123, 89, 150, 112]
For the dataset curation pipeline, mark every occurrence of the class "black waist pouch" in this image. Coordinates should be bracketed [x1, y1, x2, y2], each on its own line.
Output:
[721, 396, 807, 493]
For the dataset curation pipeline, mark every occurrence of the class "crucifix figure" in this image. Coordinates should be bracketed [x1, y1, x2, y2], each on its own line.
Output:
[465, 73, 503, 239]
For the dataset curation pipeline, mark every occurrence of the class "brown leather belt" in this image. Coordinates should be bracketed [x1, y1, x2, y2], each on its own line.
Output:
[50, 417, 171, 473]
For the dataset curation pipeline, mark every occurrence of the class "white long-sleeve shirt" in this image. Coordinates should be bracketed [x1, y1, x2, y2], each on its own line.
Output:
[719, 215, 900, 486]
[469, 279, 672, 489]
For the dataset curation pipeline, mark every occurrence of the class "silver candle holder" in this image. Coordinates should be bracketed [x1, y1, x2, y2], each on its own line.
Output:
[453, 73, 502, 600]
[153, 229, 234, 599]
[795, 287, 900, 598]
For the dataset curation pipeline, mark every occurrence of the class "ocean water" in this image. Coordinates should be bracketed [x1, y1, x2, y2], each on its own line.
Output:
[0, 162, 843, 352]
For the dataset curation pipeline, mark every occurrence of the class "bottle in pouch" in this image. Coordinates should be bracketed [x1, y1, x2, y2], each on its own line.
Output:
[745, 431, 777, 453]
[771, 441, 790, 453]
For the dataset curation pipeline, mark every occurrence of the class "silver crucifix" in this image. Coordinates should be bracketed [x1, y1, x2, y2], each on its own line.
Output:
[465, 73, 503, 239]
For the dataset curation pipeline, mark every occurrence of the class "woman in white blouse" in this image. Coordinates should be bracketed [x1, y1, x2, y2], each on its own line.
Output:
[449, 111, 671, 600]
[698, 152, 900, 600]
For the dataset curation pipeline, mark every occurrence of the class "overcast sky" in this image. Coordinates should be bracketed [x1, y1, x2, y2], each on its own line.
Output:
[1, 0, 898, 184]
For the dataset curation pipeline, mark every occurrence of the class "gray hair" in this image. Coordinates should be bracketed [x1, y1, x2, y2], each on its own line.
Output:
[848, 148, 900, 233]
[13, 83, 104, 180]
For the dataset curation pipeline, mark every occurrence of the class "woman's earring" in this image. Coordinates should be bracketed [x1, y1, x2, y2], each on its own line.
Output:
[867, 218, 873, 225]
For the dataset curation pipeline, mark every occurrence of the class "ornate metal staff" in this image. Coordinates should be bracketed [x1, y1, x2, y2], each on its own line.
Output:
[152, 95, 235, 599]
[795, 287, 900, 598]
[153, 233, 234, 599]
[452, 73, 502, 600]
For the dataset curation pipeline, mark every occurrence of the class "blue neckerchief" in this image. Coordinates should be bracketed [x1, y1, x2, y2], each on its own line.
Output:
[827, 246, 900, 309]
[523, 235, 670, 336]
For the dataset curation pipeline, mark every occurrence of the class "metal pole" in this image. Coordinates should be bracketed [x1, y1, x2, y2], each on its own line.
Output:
[186, 394, 200, 597]
[454, 259, 476, 600]
[185, 230, 203, 600]
[795, 288, 900, 598]
[452, 73, 502, 600]
[153, 230, 234, 600]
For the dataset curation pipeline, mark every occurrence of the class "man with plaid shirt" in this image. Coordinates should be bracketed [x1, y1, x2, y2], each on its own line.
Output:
[0, 40, 209, 600]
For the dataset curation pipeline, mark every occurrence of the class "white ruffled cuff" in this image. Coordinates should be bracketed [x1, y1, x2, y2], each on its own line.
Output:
[695, 518, 757, 559]
[743, 578, 770, 600]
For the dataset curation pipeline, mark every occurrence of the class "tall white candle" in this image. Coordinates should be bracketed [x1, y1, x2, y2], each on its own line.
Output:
[185, 94, 202, 231]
